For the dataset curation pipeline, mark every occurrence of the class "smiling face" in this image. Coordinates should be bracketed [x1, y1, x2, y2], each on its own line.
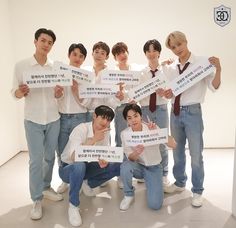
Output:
[69, 48, 85, 67]
[126, 109, 142, 131]
[145, 44, 160, 62]
[34, 33, 54, 56]
[168, 38, 189, 60]
[115, 51, 129, 65]
[92, 48, 109, 65]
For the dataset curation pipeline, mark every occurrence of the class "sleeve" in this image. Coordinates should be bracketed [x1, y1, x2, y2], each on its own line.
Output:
[61, 124, 88, 162]
[204, 71, 217, 92]
[11, 63, 22, 100]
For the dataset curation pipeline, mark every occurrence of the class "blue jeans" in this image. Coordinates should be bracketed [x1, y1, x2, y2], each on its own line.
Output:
[86, 111, 93, 122]
[24, 119, 60, 201]
[141, 104, 169, 176]
[170, 103, 204, 194]
[114, 104, 128, 147]
[120, 160, 163, 210]
[58, 113, 87, 157]
[59, 162, 120, 206]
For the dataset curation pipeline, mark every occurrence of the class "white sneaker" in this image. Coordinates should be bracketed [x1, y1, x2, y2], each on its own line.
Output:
[57, 182, 69, 194]
[120, 196, 134, 211]
[164, 183, 185, 193]
[192, 193, 203, 207]
[137, 178, 145, 183]
[162, 176, 170, 187]
[117, 177, 124, 189]
[82, 180, 95, 197]
[43, 187, 63, 201]
[68, 203, 82, 227]
[30, 200, 42, 220]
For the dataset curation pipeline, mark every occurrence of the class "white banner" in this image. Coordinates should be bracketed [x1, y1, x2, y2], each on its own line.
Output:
[79, 84, 119, 98]
[128, 71, 166, 102]
[23, 70, 72, 88]
[168, 58, 215, 96]
[74, 145, 124, 162]
[123, 128, 168, 146]
[53, 61, 93, 84]
[101, 70, 140, 85]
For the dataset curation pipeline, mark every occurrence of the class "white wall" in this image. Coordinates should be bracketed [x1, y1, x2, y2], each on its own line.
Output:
[1, 0, 235, 164]
[0, 0, 22, 165]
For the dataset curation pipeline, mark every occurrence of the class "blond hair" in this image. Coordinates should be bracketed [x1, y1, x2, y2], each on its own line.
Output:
[165, 31, 187, 49]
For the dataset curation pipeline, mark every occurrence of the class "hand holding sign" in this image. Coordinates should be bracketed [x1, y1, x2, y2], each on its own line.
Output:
[18, 84, 30, 97]
[54, 85, 64, 98]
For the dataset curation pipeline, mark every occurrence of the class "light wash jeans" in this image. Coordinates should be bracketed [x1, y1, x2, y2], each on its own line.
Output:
[24, 119, 60, 201]
[141, 104, 169, 176]
[59, 162, 120, 206]
[170, 103, 204, 194]
[86, 111, 93, 122]
[114, 104, 128, 147]
[58, 113, 87, 157]
[120, 160, 163, 210]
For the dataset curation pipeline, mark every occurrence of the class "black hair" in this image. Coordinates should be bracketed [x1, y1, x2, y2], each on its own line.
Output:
[34, 28, 56, 43]
[93, 41, 110, 56]
[68, 43, 87, 58]
[143, 39, 162, 53]
[94, 105, 114, 121]
[123, 104, 142, 120]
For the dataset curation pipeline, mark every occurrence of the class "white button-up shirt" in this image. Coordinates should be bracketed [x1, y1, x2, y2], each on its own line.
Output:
[114, 63, 143, 104]
[139, 65, 169, 107]
[164, 54, 216, 106]
[57, 86, 88, 114]
[11, 56, 60, 124]
[61, 122, 110, 164]
[121, 124, 161, 166]
[81, 66, 121, 110]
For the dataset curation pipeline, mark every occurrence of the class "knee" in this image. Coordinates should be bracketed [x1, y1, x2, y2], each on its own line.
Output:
[120, 161, 132, 176]
[72, 162, 86, 175]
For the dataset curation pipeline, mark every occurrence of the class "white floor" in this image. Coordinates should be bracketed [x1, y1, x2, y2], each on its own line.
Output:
[0, 149, 236, 228]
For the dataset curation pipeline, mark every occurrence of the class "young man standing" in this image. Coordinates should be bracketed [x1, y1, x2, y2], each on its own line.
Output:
[12, 28, 63, 220]
[164, 31, 221, 207]
[139, 39, 170, 188]
[111, 42, 141, 148]
[82, 41, 123, 111]
[57, 43, 89, 194]
[59, 105, 120, 226]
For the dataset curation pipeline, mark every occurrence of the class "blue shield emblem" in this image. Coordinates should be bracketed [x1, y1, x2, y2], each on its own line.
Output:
[214, 5, 231, 27]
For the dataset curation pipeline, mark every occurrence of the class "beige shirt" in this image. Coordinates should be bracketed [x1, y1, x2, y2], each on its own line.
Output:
[121, 124, 161, 166]
[11, 56, 60, 124]
[61, 122, 110, 164]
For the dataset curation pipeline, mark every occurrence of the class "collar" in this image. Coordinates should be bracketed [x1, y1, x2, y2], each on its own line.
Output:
[176, 53, 195, 66]
[29, 55, 53, 67]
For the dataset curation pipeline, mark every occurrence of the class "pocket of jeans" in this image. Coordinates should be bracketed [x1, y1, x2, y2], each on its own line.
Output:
[189, 105, 201, 115]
